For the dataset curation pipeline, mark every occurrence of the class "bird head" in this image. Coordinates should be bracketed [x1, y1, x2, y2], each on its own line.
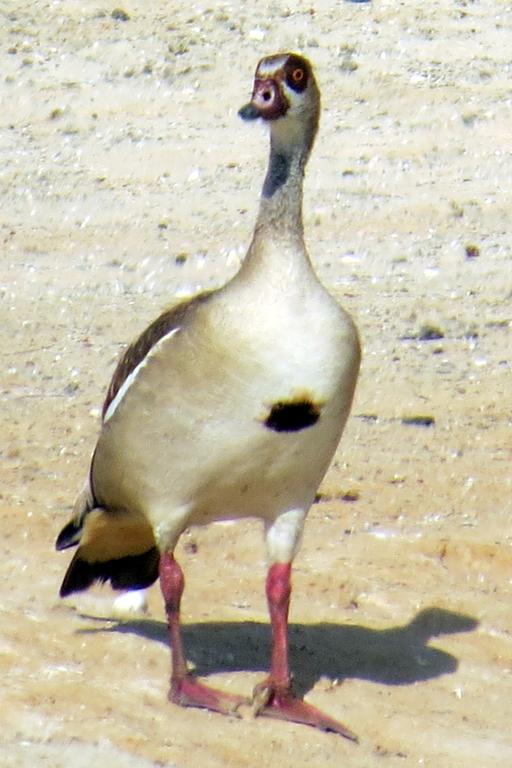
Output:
[239, 53, 320, 140]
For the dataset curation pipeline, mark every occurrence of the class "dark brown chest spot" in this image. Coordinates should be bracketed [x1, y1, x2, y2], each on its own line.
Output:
[264, 398, 321, 433]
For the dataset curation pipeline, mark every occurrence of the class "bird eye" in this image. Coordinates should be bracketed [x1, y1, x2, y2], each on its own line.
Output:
[285, 58, 309, 92]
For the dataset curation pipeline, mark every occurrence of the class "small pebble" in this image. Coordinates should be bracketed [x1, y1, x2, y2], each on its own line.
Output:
[401, 416, 435, 427]
[111, 8, 130, 21]
[341, 490, 360, 502]
[418, 324, 444, 341]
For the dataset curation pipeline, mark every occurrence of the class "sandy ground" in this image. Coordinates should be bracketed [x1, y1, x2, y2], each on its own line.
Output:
[1, 1, 511, 766]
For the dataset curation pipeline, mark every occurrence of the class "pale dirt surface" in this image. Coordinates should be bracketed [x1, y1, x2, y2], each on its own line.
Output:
[1, 1, 511, 766]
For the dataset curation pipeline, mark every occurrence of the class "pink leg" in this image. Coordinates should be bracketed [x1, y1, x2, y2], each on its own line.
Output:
[159, 552, 246, 716]
[254, 562, 358, 741]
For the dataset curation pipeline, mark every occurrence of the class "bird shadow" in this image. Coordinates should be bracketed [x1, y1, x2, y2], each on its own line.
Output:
[78, 606, 478, 697]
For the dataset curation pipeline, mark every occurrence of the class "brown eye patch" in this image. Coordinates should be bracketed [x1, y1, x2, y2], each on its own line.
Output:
[284, 55, 309, 93]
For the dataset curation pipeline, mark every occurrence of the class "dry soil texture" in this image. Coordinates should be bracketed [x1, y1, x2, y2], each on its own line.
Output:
[1, 1, 511, 767]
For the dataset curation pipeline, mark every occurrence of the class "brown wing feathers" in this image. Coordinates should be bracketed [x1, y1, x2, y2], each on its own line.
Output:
[102, 292, 211, 420]
[56, 292, 211, 596]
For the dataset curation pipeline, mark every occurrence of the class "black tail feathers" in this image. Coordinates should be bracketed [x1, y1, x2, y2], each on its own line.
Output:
[59, 547, 160, 597]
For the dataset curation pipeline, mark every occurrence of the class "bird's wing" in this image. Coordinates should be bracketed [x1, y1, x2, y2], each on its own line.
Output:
[55, 291, 213, 595]
[102, 290, 212, 420]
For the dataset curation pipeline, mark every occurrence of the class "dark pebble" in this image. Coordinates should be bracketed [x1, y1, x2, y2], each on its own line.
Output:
[401, 416, 435, 427]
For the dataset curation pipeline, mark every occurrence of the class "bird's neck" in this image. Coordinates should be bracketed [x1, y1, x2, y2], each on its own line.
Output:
[236, 119, 318, 286]
[255, 129, 311, 237]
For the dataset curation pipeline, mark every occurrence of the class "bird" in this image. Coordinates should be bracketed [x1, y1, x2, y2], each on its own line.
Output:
[56, 52, 361, 739]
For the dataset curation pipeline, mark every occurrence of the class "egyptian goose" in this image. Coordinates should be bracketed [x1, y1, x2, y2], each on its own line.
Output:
[56, 52, 361, 738]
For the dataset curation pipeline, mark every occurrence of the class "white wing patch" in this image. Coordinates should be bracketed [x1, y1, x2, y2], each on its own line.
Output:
[104, 327, 181, 423]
